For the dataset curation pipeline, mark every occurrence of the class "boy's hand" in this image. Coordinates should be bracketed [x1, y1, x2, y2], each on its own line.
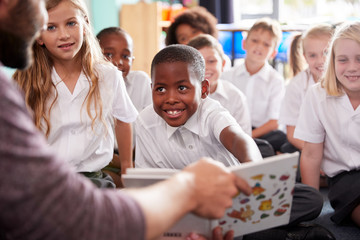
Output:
[182, 158, 251, 219]
[186, 226, 234, 240]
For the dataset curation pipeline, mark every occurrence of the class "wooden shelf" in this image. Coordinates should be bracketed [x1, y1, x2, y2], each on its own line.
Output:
[120, 2, 163, 76]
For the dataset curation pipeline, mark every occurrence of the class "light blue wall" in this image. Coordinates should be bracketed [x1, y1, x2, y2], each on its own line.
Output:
[90, 0, 118, 34]
[90, 0, 140, 35]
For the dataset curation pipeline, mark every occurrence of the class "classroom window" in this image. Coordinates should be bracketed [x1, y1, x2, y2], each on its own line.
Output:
[233, 0, 360, 23]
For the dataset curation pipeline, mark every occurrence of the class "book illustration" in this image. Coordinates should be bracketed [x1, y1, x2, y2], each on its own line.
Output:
[213, 156, 298, 237]
[227, 205, 255, 222]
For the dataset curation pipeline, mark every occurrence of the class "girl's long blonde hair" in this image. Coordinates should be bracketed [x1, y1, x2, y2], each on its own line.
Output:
[13, 0, 107, 137]
[322, 21, 360, 96]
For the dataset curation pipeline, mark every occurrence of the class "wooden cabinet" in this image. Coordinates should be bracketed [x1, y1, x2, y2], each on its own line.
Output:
[120, 2, 163, 76]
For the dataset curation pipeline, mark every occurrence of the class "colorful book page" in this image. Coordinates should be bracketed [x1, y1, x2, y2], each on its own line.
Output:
[213, 152, 299, 236]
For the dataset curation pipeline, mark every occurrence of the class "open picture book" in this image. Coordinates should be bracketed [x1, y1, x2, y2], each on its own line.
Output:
[123, 152, 299, 239]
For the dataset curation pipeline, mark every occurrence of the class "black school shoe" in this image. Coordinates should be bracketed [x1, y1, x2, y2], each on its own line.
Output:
[242, 223, 336, 240]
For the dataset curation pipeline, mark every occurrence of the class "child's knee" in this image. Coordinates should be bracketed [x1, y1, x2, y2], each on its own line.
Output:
[351, 204, 360, 227]
[297, 183, 324, 216]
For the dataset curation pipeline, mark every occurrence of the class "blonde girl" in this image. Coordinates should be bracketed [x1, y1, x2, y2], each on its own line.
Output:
[280, 24, 334, 152]
[295, 21, 360, 226]
[13, 0, 138, 188]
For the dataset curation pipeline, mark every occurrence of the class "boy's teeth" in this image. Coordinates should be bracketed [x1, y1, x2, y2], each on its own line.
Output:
[167, 110, 180, 115]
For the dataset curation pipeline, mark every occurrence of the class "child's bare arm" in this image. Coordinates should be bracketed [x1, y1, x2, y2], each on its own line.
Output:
[300, 141, 324, 190]
[286, 125, 305, 150]
[251, 119, 278, 138]
[220, 125, 263, 163]
[114, 119, 133, 174]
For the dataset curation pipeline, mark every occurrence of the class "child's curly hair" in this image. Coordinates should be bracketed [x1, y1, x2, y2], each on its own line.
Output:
[165, 6, 218, 46]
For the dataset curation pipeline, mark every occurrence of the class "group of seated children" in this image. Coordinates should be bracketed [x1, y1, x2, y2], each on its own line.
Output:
[114, 14, 360, 232]
[13, 0, 359, 235]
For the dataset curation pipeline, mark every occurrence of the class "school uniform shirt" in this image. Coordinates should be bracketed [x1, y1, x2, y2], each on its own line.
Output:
[294, 83, 360, 177]
[221, 62, 285, 128]
[125, 70, 152, 112]
[47, 63, 138, 172]
[134, 97, 242, 169]
[279, 69, 315, 126]
[210, 79, 252, 135]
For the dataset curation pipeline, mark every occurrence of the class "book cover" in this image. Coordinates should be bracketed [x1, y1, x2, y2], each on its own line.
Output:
[123, 152, 299, 239]
[213, 152, 299, 236]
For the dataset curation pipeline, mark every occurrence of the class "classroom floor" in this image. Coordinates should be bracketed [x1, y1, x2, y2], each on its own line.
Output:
[304, 187, 360, 240]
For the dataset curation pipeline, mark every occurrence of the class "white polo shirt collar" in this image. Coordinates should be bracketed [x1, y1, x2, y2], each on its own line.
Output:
[235, 62, 272, 83]
[51, 67, 89, 100]
[166, 101, 202, 139]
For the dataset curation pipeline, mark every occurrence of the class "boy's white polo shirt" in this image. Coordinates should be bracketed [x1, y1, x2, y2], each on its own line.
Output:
[294, 83, 360, 177]
[279, 69, 315, 126]
[47, 64, 138, 172]
[221, 62, 285, 128]
[134, 97, 242, 169]
[210, 79, 252, 135]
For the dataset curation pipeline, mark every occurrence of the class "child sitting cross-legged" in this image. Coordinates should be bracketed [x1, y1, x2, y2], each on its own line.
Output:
[295, 21, 360, 228]
[187, 34, 252, 136]
[13, 0, 138, 189]
[97, 27, 152, 186]
[222, 18, 286, 157]
[280, 23, 334, 153]
[134, 44, 262, 169]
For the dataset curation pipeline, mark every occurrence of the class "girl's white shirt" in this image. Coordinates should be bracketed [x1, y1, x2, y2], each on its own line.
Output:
[294, 83, 360, 177]
[46, 63, 138, 172]
[279, 68, 316, 126]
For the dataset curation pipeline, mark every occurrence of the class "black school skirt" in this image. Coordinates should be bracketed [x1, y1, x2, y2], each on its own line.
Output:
[328, 169, 360, 224]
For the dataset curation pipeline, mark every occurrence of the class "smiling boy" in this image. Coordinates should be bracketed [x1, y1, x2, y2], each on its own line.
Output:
[134, 44, 262, 169]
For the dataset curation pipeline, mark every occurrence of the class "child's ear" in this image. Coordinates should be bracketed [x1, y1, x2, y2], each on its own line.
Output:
[84, 16, 90, 24]
[242, 38, 248, 51]
[36, 38, 44, 46]
[302, 51, 306, 59]
[221, 59, 226, 72]
[270, 49, 278, 60]
[201, 79, 210, 99]
[83, 16, 89, 36]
